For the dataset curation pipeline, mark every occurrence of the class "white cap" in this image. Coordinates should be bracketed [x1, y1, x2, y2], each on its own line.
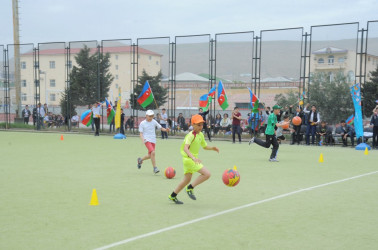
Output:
[146, 110, 154, 116]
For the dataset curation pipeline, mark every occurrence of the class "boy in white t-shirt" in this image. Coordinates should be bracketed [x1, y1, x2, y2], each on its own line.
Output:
[138, 110, 170, 174]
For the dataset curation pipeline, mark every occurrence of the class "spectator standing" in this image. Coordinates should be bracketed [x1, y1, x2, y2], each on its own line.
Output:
[263, 107, 271, 131]
[370, 107, 378, 149]
[232, 107, 242, 144]
[120, 109, 125, 135]
[304, 104, 320, 145]
[109, 101, 116, 133]
[160, 108, 168, 139]
[32, 106, 37, 126]
[92, 102, 102, 136]
[289, 105, 305, 145]
[177, 113, 186, 131]
[43, 103, 48, 115]
[22, 105, 31, 124]
[199, 108, 211, 141]
[37, 103, 45, 128]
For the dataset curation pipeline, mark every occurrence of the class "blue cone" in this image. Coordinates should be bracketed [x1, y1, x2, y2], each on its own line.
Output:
[113, 133, 126, 139]
[355, 142, 371, 150]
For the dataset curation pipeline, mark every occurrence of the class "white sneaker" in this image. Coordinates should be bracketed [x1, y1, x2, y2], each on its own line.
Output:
[249, 137, 255, 145]
[269, 158, 279, 162]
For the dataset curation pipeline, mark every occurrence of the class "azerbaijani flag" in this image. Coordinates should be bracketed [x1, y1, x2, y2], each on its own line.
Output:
[217, 81, 229, 110]
[199, 94, 210, 111]
[346, 114, 354, 125]
[105, 98, 115, 124]
[81, 109, 93, 127]
[248, 87, 259, 113]
[137, 81, 154, 108]
[208, 85, 216, 102]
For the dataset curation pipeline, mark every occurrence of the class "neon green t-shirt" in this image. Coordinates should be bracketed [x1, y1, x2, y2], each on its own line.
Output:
[180, 131, 207, 159]
[265, 113, 277, 135]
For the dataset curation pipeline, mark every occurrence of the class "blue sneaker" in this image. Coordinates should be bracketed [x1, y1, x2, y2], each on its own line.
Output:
[137, 157, 142, 169]
[169, 195, 183, 204]
[186, 186, 196, 200]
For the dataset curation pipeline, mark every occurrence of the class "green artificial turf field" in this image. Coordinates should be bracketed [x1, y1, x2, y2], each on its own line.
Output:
[1, 131, 377, 250]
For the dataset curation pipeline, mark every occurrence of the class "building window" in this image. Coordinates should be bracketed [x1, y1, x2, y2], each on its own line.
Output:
[234, 102, 250, 109]
[21, 80, 27, 87]
[68, 60, 72, 69]
[338, 57, 345, 63]
[50, 79, 56, 87]
[115, 84, 119, 89]
[50, 94, 56, 102]
[318, 58, 324, 64]
[35, 80, 40, 87]
[347, 71, 355, 83]
[115, 75, 118, 80]
[49, 61, 56, 69]
[21, 61, 26, 69]
[21, 93, 27, 101]
[115, 55, 119, 60]
[328, 55, 334, 64]
[368, 56, 371, 61]
[34, 62, 39, 68]
[149, 56, 152, 60]
[115, 65, 119, 70]
[156, 61, 159, 65]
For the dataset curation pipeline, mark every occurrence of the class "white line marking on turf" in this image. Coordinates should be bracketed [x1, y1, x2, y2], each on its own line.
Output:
[94, 170, 378, 250]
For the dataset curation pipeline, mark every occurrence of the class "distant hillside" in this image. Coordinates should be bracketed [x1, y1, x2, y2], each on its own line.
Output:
[141, 38, 378, 82]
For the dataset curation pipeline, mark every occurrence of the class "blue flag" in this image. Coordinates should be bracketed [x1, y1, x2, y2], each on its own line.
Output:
[350, 83, 363, 140]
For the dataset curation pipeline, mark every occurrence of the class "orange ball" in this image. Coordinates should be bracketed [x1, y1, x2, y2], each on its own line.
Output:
[164, 167, 176, 179]
[282, 123, 289, 129]
[292, 116, 302, 126]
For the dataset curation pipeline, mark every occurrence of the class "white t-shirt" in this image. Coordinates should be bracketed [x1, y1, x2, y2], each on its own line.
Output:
[139, 119, 162, 143]
[92, 105, 101, 118]
[276, 121, 285, 137]
[160, 113, 168, 125]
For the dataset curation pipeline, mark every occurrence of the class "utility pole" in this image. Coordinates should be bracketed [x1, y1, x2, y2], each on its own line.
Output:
[12, 0, 22, 118]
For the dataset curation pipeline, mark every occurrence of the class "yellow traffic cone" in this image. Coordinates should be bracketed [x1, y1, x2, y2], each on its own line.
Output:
[89, 189, 99, 206]
[318, 153, 324, 163]
[364, 147, 369, 155]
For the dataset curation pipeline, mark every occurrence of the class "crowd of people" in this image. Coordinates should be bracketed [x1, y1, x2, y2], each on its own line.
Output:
[21, 103, 65, 128]
[21, 100, 377, 150]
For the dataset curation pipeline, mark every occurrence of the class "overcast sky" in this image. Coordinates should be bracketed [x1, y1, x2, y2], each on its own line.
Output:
[1, 0, 377, 45]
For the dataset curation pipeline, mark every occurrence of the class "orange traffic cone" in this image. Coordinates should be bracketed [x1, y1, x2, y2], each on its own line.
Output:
[60, 134, 64, 141]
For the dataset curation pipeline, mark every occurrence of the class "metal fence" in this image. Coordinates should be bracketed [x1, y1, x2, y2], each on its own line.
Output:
[1, 21, 378, 133]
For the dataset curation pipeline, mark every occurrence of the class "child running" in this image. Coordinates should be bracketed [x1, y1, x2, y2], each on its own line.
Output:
[138, 110, 170, 174]
[276, 114, 291, 143]
[168, 114, 219, 204]
[248, 105, 289, 162]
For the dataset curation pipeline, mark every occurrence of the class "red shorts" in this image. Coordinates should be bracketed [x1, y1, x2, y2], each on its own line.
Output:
[145, 142, 156, 154]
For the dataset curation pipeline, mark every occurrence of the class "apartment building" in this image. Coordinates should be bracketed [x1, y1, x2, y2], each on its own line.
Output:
[18, 46, 162, 106]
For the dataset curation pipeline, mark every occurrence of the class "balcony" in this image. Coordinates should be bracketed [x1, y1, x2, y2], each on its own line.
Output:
[314, 62, 347, 70]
